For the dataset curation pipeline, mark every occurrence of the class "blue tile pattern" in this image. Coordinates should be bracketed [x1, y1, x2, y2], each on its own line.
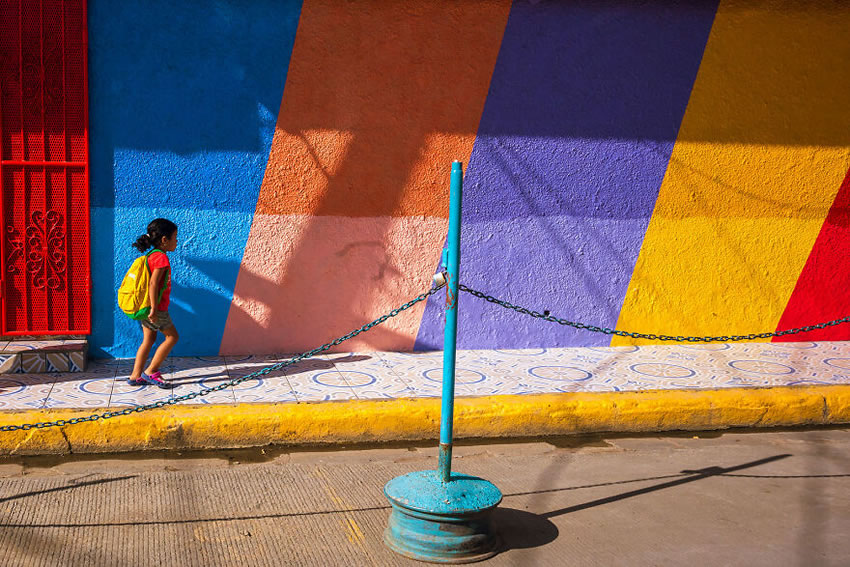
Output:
[2, 342, 850, 409]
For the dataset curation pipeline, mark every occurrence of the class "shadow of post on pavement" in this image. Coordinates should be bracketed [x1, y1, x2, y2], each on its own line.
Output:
[491, 507, 559, 553]
[543, 454, 791, 519]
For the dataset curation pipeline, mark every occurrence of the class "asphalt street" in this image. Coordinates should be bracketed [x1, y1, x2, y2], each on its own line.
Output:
[0, 428, 847, 566]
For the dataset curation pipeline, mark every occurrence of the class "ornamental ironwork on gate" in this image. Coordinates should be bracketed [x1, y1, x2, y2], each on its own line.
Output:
[0, 0, 90, 335]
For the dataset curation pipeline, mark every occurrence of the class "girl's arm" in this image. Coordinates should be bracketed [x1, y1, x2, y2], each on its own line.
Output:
[148, 267, 166, 317]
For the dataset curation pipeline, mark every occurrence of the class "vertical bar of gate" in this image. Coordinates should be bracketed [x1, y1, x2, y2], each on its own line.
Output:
[41, 0, 48, 329]
[24, 168, 29, 332]
[39, 0, 45, 161]
[438, 160, 463, 483]
[18, 0, 23, 158]
[61, 1, 66, 164]
[18, 0, 29, 331]
[62, 0, 69, 330]
[82, 0, 91, 333]
[0, 13, 4, 336]
[39, 0, 50, 330]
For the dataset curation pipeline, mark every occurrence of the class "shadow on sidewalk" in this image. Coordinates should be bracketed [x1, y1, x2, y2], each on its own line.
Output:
[168, 354, 372, 387]
[0, 374, 56, 393]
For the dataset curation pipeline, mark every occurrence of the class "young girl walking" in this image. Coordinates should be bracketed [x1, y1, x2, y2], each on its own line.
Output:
[127, 218, 179, 389]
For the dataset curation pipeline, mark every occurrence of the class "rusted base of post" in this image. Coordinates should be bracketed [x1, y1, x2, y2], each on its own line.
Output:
[438, 443, 453, 483]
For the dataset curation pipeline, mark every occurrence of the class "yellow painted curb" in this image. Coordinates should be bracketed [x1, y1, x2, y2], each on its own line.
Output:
[0, 385, 847, 455]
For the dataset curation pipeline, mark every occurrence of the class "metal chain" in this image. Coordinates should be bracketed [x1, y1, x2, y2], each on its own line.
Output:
[0, 284, 444, 433]
[460, 284, 850, 343]
[9, 279, 846, 433]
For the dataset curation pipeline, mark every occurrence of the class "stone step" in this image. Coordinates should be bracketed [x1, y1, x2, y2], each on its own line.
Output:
[0, 339, 87, 374]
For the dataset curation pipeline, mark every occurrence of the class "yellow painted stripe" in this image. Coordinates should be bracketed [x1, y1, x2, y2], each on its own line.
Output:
[614, 2, 850, 344]
[1, 386, 848, 455]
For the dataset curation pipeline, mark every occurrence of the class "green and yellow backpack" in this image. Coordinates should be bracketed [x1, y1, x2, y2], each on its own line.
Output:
[117, 249, 168, 320]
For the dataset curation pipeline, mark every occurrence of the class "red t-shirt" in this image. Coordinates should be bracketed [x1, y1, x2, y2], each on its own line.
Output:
[146, 251, 171, 311]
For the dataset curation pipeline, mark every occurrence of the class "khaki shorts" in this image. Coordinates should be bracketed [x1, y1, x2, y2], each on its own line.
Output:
[140, 310, 174, 332]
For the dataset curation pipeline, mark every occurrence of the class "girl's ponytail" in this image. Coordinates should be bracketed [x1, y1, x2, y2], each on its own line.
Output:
[132, 233, 152, 252]
[132, 218, 177, 252]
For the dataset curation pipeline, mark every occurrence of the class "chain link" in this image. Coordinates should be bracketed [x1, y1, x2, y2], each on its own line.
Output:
[459, 284, 850, 343]
[0, 284, 444, 433]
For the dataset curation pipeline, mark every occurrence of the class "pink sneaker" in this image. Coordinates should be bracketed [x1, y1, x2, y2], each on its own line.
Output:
[140, 371, 174, 389]
[128, 375, 146, 386]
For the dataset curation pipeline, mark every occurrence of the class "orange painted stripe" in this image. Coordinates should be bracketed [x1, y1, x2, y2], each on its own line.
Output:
[256, 0, 512, 218]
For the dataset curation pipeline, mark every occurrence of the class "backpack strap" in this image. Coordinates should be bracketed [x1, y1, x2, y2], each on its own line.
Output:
[145, 249, 169, 306]
[144, 248, 162, 275]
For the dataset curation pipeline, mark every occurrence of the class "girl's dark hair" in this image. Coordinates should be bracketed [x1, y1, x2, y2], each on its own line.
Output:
[132, 218, 178, 252]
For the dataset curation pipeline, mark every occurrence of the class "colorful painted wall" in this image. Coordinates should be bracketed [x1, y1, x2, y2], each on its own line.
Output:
[89, 0, 850, 358]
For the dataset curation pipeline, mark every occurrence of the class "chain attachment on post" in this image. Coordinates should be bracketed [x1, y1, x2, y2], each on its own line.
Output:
[444, 272, 456, 310]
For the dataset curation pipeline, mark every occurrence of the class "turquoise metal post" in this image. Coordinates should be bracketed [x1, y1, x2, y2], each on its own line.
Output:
[438, 160, 463, 483]
[383, 161, 501, 563]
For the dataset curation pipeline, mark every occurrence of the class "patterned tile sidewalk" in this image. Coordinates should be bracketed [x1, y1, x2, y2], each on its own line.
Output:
[0, 341, 849, 411]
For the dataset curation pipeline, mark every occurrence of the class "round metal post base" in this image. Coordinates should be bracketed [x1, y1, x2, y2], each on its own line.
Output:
[384, 470, 502, 564]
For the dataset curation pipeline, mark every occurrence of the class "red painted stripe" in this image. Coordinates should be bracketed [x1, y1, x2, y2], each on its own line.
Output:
[774, 168, 850, 341]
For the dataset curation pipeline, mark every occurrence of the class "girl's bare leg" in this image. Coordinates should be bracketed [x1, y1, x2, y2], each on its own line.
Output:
[145, 324, 179, 375]
[130, 326, 158, 379]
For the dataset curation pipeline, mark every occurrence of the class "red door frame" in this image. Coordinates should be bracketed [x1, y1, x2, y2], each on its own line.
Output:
[0, 0, 91, 335]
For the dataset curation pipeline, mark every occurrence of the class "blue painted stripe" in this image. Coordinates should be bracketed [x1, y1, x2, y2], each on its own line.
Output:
[88, 0, 302, 356]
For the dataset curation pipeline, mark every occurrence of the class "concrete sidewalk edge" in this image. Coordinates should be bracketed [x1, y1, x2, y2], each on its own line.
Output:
[0, 385, 848, 455]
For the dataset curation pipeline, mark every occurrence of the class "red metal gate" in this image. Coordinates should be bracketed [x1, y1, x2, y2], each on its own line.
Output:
[0, 0, 90, 335]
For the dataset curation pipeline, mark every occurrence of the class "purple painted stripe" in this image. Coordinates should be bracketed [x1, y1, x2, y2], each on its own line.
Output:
[415, 0, 717, 350]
